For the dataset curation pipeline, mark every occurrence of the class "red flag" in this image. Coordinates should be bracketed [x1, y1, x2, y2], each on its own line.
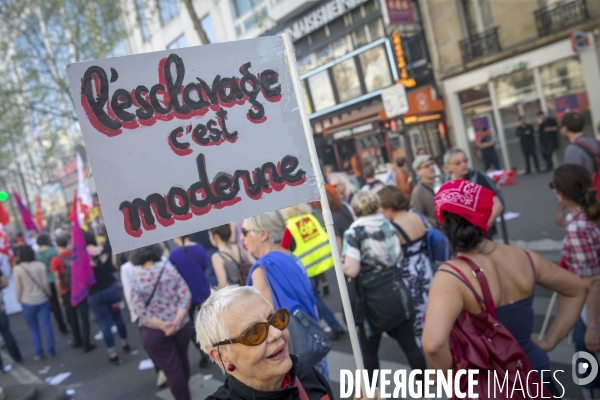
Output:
[69, 189, 78, 223]
[0, 202, 9, 226]
[12, 190, 38, 233]
[35, 195, 43, 229]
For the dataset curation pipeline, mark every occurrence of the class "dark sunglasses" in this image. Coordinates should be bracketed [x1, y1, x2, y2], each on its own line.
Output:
[213, 309, 290, 347]
[549, 181, 555, 189]
[241, 228, 253, 237]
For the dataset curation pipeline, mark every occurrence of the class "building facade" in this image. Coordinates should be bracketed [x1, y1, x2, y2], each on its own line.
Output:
[421, 0, 600, 172]
[265, 0, 449, 176]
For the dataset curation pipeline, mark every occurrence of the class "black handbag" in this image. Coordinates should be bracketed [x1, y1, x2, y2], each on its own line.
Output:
[357, 265, 415, 334]
[271, 290, 331, 366]
[286, 309, 332, 366]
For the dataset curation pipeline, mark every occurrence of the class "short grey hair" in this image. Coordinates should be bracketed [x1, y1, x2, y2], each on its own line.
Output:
[328, 172, 357, 197]
[443, 147, 465, 166]
[195, 286, 267, 358]
[351, 190, 381, 217]
[244, 210, 287, 244]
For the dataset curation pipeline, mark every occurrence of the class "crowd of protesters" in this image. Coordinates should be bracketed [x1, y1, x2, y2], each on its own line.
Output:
[1, 112, 599, 399]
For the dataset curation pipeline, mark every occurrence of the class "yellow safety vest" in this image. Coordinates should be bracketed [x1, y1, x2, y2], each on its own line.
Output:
[286, 214, 333, 278]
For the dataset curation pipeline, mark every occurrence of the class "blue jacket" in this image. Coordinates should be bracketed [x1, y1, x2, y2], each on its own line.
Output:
[247, 251, 318, 321]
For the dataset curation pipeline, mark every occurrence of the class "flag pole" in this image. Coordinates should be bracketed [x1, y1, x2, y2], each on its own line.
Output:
[282, 33, 365, 376]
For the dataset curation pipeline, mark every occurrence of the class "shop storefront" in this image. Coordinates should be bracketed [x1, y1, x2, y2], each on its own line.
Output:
[443, 33, 600, 173]
[383, 85, 449, 165]
[324, 112, 391, 174]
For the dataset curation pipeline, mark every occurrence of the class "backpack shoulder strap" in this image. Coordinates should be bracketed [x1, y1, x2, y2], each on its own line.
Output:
[455, 255, 497, 319]
[573, 140, 600, 169]
[440, 263, 485, 311]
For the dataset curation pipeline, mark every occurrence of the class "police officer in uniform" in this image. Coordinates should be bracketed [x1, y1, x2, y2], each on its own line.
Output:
[516, 116, 540, 174]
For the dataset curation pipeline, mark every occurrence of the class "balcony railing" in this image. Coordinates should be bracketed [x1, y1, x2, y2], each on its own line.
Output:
[459, 27, 501, 64]
[534, 0, 588, 37]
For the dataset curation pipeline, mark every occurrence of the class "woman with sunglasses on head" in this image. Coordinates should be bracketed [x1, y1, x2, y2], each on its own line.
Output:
[130, 245, 192, 400]
[551, 164, 600, 400]
[240, 210, 330, 380]
[422, 180, 586, 396]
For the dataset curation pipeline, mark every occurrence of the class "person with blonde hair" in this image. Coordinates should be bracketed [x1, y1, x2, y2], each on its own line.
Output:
[328, 172, 357, 206]
[342, 190, 425, 381]
[241, 211, 330, 377]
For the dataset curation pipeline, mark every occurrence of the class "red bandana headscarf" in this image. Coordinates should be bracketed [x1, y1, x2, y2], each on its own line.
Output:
[434, 180, 494, 236]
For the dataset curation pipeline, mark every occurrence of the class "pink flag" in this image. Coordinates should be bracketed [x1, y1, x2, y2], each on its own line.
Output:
[12, 190, 38, 233]
[70, 209, 96, 307]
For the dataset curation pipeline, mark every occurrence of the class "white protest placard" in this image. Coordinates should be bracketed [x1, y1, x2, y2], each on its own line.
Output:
[381, 84, 409, 118]
[66, 36, 319, 253]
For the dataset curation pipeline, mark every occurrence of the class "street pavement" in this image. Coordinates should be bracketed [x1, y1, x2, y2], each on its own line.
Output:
[0, 171, 586, 399]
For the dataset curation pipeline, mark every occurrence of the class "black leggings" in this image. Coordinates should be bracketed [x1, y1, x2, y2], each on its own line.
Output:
[359, 318, 427, 382]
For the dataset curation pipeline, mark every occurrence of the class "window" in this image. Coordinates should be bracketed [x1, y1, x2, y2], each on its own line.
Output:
[353, 27, 368, 47]
[244, 8, 267, 31]
[359, 45, 392, 92]
[167, 34, 187, 50]
[367, 20, 383, 41]
[332, 58, 362, 102]
[311, 27, 327, 44]
[328, 17, 346, 36]
[460, 0, 493, 38]
[158, 0, 179, 25]
[351, 7, 363, 23]
[200, 14, 216, 44]
[316, 46, 333, 67]
[331, 36, 352, 58]
[297, 55, 315, 75]
[233, 0, 263, 18]
[307, 70, 336, 112]
[364, 0, 378, 15]
[403, 35, 426, 67]
[134, 0, 150, 41]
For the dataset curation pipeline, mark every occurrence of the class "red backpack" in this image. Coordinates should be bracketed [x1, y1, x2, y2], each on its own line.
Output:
[574, 139, 600, 200]
[444, 256, 551, 399]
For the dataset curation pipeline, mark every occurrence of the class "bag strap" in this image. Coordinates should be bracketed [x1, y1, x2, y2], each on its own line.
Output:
[219, 250, 241, 268]
[441, 263, 485, 311]
[573, 140, 600, 171]
[182, 246, 206, 270]
[455, 256, 498, 319]
[145, 266, 166, 308]
[20, 264, 51, 298]
[390, 221, 410, 243]
[524, 250, 537, 291]
[294, 377, 310, 400]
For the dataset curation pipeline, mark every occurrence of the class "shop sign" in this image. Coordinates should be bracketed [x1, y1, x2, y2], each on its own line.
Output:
[391, 32, 416, 88]
[570, 31, 590, 52]
[332, 122, 375, 141]
[386, 0, 414, 24]
[488, 61, 528, 79]
[382, 84, 409, 118]
[66, 36, 319, 253]
[284, 0, 369, 41]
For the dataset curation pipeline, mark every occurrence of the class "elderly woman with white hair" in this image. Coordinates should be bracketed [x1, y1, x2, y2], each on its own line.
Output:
[240, 210, 330, 379]
[196, 286, 334, 400]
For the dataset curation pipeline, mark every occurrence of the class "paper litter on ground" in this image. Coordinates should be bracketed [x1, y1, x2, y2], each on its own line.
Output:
[497, 211, 520, 222]
[45, 372, 71, 385]
[138, 359, 155, 370]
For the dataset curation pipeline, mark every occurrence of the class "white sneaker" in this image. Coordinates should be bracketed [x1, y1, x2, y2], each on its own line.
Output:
[156, 370, 167, 388]
[94, 331, 103, 341]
